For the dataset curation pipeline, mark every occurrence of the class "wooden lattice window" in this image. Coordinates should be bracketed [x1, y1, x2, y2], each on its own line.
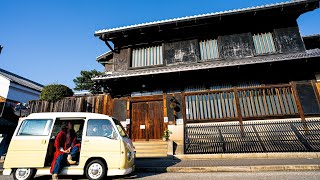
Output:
[253, 32, 276, 54]
[131, 45, 163, 68]
[199, 39, 220, 61]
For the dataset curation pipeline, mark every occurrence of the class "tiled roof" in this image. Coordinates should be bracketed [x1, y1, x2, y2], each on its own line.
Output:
[92, 49, 320, 81]
[0, 68, 44, 92]
[95, 0, 317, 35]
[303, 34, 320, 38]
[96, 50, 113, 61]
[0, 118, 17, 127]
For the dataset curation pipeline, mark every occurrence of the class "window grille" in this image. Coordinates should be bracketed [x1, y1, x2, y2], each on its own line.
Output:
[131, 45, 163, 68]
[253, 32, 276, 54]
[199, 39, 220, 61]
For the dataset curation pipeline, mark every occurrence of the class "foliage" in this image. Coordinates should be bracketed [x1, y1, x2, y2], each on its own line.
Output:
[73, 70, 104, 94]
[162, 129, 172, 141]
[40, 84, 74, 102]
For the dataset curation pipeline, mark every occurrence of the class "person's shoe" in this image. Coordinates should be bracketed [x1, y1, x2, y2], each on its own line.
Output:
[52, 174, 58, 180]
[67, 154, 77, 165]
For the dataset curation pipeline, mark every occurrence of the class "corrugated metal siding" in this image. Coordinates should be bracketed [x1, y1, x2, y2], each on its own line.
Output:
[199, 39, 220, 61]
[132, 45, 163, 68]
[253, 32, 276, 54]
[185, 91, 237, 121]
[184, 82, 261, 92]
[185, 84, 299, 122]
[237, 87, 298, 118]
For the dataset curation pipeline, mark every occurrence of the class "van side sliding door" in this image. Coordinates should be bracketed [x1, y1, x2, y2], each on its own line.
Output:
[5, 119, 53, 168]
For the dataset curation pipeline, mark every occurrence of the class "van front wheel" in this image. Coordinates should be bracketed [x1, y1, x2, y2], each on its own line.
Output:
[85, 159, 107, 180]
[13, 168, 36, 180]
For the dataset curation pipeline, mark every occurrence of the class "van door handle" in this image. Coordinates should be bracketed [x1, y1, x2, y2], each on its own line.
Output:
[84, 140, 89, 142]
[42, 140, 47, 144]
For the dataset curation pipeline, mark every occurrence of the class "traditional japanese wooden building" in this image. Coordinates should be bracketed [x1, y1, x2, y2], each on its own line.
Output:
[92, 0, 320, 154]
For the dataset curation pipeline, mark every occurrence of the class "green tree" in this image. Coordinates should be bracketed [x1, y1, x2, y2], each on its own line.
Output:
[73, 70, 104, 94]
[40, 84, 74, 102]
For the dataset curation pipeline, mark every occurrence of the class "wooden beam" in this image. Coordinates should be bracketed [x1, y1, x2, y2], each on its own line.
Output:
[130, 95, 163, 102]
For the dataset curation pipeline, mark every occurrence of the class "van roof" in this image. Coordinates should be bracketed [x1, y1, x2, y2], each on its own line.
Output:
[26, 112, 112, 119]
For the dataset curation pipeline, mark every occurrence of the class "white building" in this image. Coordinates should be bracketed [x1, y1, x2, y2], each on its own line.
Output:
[0, 68, 43, 156]
[0, 68, 43, 104]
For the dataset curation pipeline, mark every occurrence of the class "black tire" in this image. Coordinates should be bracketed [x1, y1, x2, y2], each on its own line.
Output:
[85, 159, 107, 180]
[13, 168, 36, 180]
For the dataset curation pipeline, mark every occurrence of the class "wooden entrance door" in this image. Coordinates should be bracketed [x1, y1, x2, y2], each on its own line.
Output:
[131, 101, 164, 140]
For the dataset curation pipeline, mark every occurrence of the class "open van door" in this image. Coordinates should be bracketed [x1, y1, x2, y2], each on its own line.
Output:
[4, 118, 53, 168]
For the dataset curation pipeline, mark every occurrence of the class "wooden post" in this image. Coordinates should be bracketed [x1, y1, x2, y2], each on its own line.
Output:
[163, 93, 168, 129]
[290, 82, 308, 132]
[126, 97, 131, 137]
[102, 95, 108, 115]
[233, 87, 244, 133]
[290, 82, 305, 122]
[311, 80, 320, 107]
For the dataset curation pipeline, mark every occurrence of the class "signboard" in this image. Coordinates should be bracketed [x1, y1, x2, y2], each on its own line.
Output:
[164, 117, 168, 123]
[140, 125, 145, 129]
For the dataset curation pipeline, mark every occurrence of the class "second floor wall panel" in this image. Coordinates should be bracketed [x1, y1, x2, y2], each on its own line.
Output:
[274, 27, 306, 53]
[219, 33, 255, 59]
[164, 40, 200, 65]
[113, 49, 130, 71]
[107, 25, 306, 72]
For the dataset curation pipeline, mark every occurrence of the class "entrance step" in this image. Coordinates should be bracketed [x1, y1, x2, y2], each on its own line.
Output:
[133, 141, 168, 158]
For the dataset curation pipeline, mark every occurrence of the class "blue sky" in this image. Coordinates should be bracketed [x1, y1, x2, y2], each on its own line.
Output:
[0, 0, 319, 90]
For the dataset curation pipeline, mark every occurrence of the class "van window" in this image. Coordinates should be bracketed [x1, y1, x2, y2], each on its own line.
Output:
[17, 119, 53, 136]
[87, 119, 116, 138]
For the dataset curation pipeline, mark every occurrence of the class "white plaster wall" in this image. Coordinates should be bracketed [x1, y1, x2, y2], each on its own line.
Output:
[0, 76, 10, 99]
[7, 83, 41, 103]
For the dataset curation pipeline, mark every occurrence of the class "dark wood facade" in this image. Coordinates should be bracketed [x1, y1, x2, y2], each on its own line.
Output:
[92, 0, 320, 141]
[30, 1, 320, 145]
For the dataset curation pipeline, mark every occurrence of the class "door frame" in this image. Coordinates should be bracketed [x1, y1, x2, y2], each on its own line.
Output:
[129, 95, 166, 141]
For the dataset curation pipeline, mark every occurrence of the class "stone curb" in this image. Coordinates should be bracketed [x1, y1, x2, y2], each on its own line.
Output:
[135, 165, 320, 173]
[175, 152, 320, 160]
[1, 165, 319, 175]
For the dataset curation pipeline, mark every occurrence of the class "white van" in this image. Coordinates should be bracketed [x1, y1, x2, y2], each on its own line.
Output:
[3, 112, 135, 180]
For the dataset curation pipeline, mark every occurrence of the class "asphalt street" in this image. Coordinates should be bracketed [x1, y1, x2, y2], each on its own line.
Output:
[1, 171, 320, 180]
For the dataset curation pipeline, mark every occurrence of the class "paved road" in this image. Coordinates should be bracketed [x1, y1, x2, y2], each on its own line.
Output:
[1, 171, 320, 180]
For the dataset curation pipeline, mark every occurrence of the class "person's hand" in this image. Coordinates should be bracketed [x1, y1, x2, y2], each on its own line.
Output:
[64, 147, 71, 153]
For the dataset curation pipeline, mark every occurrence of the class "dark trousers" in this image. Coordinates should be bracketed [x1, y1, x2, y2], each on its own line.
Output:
[52, 146, 79, 174]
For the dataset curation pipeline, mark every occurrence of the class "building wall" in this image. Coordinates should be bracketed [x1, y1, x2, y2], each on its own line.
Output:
[108, 25, 305, 73]
[7, 82, 41, 103]
[0, 76, 10, 99]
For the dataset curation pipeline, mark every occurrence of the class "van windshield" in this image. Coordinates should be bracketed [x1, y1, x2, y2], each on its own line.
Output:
[112, 118, 127, 137]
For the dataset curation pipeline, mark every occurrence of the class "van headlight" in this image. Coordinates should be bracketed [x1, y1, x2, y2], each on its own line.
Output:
[127, 151, 132, 161]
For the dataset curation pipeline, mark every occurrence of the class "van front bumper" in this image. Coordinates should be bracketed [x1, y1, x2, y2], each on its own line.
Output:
[3, 168, 12, 176]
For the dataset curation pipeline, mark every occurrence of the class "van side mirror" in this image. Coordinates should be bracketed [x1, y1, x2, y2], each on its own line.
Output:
[111, 131, 117, 139]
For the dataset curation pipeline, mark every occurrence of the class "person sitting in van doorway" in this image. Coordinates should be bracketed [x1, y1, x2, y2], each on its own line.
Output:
[65, 121, 80, 164]
[50, 121, 80, 180]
